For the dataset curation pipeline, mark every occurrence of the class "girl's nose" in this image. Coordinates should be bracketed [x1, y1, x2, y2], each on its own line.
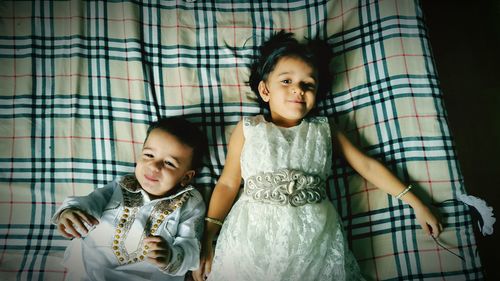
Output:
[291, 86, 304, 96]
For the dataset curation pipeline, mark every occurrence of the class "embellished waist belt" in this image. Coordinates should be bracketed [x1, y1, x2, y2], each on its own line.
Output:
[244, 169, 326, 207]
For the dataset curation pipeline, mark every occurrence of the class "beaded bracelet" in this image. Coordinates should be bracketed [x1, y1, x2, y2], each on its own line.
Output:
[396, 184, 413, 199]
[205, 217, 224, 226]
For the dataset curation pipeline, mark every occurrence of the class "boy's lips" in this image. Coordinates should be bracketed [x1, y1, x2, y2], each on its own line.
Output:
[144, 174, 159, 182]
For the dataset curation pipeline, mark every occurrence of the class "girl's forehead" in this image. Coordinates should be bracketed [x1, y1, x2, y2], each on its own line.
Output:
[273, 56, 317, 78]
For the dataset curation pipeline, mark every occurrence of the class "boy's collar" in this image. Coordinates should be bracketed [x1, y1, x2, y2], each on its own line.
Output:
[119, 174, 193, 202]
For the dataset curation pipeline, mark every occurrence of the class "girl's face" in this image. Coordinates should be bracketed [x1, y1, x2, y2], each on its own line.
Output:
[258, 56, 317, 127]
[135, 128, 195, 199]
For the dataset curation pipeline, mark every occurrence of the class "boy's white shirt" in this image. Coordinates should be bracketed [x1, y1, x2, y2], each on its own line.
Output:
[52, 175, 206, 281]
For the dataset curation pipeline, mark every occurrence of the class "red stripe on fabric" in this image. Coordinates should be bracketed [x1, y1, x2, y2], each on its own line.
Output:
[176, 1, 185, 116]
[350, 114, 440, 132]
[334, 53, 426, 76]
[340, 0, 379, 279]
[69, 0, 76, 198]
[0, 269, 66, 273]
[286, 2, 293, 32]
[0, 135, 143, 144]
[358, 243, 474, 262]
[121, 2, 137, 163]
[0, 3, 16, 265]
[0, 74, 246, 89]
[394, 1, 443, 279]
[0, 201, 60, 205]
[230, 1, 243, 117]
[2, 1, 385, 33]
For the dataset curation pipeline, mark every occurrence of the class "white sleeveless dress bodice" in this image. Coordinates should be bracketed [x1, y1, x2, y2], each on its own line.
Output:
[207, 115, 364, 281]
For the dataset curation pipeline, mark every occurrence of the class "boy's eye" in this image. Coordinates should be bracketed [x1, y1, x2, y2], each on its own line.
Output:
[281, 79, 292, 84]
[164, 161, 176, 168]
[144, 153, 153, 158]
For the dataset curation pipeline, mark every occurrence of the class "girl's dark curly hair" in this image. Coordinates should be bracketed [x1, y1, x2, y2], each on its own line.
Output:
[248, 30, 333, 109]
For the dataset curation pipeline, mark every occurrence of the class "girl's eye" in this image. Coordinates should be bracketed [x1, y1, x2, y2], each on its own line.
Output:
[281, 79, 292, 85]
[303, 83, 316, 90]
[144, 153, 153, 158]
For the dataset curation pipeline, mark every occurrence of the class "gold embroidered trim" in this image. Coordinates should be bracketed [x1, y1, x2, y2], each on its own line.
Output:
[112, 176, 191, 265]
[245, 169, 325, 207]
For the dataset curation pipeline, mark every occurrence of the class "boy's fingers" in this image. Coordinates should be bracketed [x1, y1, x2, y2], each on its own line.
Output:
[77, 211, 99, 226]
[147, 249, 170, 259]
[144, 236, 163, 243]
[63, 220, 81, 238]
[57, 224, 74, 239]
[68, 215, 89, 234]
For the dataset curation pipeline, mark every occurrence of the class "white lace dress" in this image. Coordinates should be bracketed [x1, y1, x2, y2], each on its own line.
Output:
[207, 115, 364, 281]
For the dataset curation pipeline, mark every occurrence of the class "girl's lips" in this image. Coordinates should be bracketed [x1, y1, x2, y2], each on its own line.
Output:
[288, 100, 305, 104]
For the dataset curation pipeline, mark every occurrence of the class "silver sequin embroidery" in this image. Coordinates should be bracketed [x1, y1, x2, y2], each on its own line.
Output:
[245, 169, 325, 207]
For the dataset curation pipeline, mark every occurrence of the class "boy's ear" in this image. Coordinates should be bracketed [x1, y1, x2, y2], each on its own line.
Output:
[258, 81, 270, 102]
[180, 170, 195, 187]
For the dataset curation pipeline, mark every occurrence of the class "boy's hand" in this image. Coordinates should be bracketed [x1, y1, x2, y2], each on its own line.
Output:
[57, 208, 99, 239]
[413, 204, 443, 238]
[144, 236, 172, 270]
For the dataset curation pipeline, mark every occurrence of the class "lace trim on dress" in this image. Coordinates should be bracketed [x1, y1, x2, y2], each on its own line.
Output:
[245, 169, 326, 207]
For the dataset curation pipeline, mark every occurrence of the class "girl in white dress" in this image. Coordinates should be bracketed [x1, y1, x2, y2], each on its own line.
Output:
[193, 31, 443, 281]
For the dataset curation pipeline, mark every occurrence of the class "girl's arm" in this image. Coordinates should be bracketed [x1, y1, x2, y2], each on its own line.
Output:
[331, 124, 442, 237]
[193, 120, 245, 281]
[205, 120, 244, 236]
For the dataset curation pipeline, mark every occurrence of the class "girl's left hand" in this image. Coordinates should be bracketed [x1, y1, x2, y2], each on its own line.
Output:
[413, 204, 443, 238]
[144, 236, 171, 269]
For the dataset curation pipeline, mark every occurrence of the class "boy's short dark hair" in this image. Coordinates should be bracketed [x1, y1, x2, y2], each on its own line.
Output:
[146, 116, 208, 171]
[248, 30, 333, 109]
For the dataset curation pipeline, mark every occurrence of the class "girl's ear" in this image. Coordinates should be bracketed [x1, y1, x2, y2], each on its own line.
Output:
[180, 170, 195, 187]
[258, 81, 270, 102]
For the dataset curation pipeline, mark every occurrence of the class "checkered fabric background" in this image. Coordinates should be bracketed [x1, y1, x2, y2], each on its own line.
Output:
[0, 0, 483, 280]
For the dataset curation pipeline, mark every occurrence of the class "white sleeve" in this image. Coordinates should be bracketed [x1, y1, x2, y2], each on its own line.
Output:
[51, 179, 118, 224]
[161, 189, 206, 276]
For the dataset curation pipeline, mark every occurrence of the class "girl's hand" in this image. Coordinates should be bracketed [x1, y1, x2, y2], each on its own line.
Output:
[57, 208, 99, 239]
[413, 204, 443, 238]
[192, 239, 214, 281]
[144, 236, 172, 269]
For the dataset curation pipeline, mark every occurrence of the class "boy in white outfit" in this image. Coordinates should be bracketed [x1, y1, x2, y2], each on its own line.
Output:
[52, 117, 207, 281]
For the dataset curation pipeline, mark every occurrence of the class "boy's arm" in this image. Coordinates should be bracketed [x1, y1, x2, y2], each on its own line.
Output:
[330, 121, 442, 237]
[156, 190, 206, 276]
[51, 178, 117, 225]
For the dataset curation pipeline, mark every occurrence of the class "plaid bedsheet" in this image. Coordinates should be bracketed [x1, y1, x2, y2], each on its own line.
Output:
[0, 0, 483, 280]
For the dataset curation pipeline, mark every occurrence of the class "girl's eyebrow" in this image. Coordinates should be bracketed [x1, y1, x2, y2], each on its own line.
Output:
[277, 71, 316, 81]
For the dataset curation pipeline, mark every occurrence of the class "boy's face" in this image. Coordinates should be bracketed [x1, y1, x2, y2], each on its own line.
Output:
[135, 128, 195, 199]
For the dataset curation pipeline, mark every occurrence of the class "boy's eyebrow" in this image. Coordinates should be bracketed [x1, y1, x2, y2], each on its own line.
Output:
[143, 146, 181, 165]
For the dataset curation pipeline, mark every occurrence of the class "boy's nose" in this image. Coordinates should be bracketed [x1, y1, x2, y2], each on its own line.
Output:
[149, 160, 162, 172]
